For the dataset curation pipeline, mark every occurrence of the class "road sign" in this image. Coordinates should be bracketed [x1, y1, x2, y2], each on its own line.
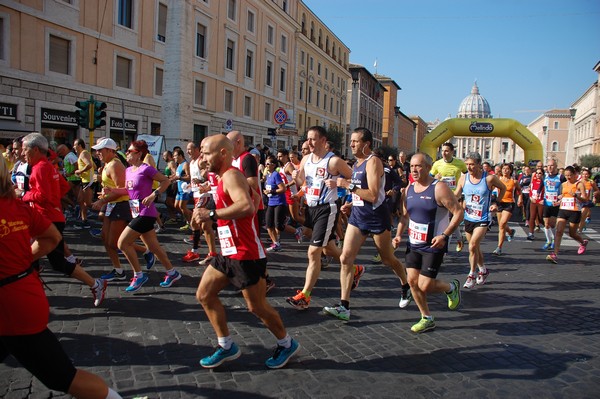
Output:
[273, 108, 288, 125]
[225, 119, 233, 132]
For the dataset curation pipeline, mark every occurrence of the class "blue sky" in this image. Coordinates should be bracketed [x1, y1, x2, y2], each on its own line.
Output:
[303, 0, 600, 125]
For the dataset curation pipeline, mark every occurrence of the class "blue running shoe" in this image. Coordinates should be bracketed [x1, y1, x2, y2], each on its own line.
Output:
[101, 268, 127, 281]
[542, 241, 552, 250]
[200, 343, 241, 368]
[89, 228, 102, 238]
[159, 270, 181, 288]
[550, 240, 555, 250]
[144, 252, 156, 270]
[125, 273, 149, 292]
[265, 339, 300, 369]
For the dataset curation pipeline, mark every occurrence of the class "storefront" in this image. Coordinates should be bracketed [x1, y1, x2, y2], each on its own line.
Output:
[0, 101, 31, 141]
[109, 117, 138, 149]
[40, 108, 78, 148]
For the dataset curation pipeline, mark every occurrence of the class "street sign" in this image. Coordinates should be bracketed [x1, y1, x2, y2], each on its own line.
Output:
[225, 119, 233, 132]
[273, 108, 288, 125]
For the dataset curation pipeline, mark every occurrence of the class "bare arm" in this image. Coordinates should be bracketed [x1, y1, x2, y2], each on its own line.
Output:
[31, 223, 61, 261]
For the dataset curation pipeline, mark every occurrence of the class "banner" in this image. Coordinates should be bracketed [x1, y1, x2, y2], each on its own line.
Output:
[136, 134, 165, 169]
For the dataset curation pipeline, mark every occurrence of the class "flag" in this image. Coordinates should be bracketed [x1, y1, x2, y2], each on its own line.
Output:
[374, 59, 378, 68]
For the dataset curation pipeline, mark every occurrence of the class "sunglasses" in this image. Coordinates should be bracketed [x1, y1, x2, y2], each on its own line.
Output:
[126, 149, 139, 154]
[388, 159, 395, 161]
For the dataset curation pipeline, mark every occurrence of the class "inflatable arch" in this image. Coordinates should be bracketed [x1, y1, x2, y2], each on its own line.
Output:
[420, 118, 543, 166]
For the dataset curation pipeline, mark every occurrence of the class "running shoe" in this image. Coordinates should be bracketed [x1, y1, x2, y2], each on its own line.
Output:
[200, 343, 241, 368]
[463, 274, 476, 289]
[125, 273, 149, 292]
[154, 223, 164, 233]
[577, 239, 589, 255]
[159, 270, 182, 288]
[179, 223, 190, 231]
[144, 251, 156, 270]
[265, 339, 300, 369]
[266, 243, 282, 252]
[550, 240, 555, 250]
[323, 304, 350, 321]
[198, 252, 216, 266]
[164, 218, 179, 225]
[73, 220, 91, 230]
[295, 227, 304, 243]
[372, 253, 382, 264]
[492, 247, 502, 256]
[89, 228, 102, 238]
[286, 290, 310, 310]
[542, 241, 552, 250]
[182, 250, 201, 263]
[91, 279, 107, 307]
[183, 236, 194, 245]
[526, 233, 535, 241]
[101, 268, 127, 281]
[265, 278, 276, 294]
[447, 279, 461, 310]
[535, 225, 541, 232]
[546, 253, 558, 264]
[351, 264, 365, 290]
[455, 239, 464, 252]
[411, 317, 436, 333]
[399, 284, 412, 308]
[507, 229, 515, 242]
[476, 269, 490, 285]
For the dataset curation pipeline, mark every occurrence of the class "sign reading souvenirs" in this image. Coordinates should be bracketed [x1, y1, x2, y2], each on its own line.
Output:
[110, 118, 138, 132]
[41, 108, 78, 127]
[469, 121, 494, 133]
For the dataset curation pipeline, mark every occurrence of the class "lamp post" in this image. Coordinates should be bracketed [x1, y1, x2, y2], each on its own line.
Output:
[349, 67, 360, 158]
[565, 107, 577, 166]
[393, 105, 400, 148]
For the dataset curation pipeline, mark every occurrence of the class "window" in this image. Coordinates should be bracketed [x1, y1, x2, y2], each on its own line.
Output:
[245, 49, 253, 78]
[316, 90, 320, 107]
[299, 81, 304, 100]
[300, 50, 305, 66]
[265, 102, 271, 121]
[155, 67, 163, 96]
[554, 121, 559, 129]
[118, 0, 133, 28]
[330, 97, 333, 113]
[0, 17, 4, 61]
[309, 57, 313, 71]
[282, 0, 288, 13]
[247, 10, 255, 33]
[280, 34, 287, 53]
[194, 80, 205, 106]
[323, 94, 327, 110]
[244, 96, 252, 117]
[157, 2, 167, 42]
[279, 67, 286, 92]
[267, 25, 274, 45]
[551, 141, 559, 152]
[196, 23, 206, 58]
[116, 56, 132, 88]
[308, 86, 312, 103]
[325, 67, 328, 80]
[224, 89, 233, 112]
[226, 39, 235, 70]
[266, 60, 273, 86]
[227, 0, 236, 21]
[317, 62, 321, 76]
[49, 35, 70, 75]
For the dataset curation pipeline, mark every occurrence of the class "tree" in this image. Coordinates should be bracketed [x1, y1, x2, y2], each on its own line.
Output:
[578, 154, 600, 170]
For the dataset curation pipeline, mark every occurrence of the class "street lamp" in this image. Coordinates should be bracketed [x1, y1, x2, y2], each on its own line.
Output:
[350, 68, 360, 87]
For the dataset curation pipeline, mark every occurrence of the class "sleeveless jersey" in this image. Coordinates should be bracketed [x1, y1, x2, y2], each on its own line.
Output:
[190, 158, 203, 200]
[303, 152, 338, 207]
[463, 172, 492, 223]
[12, 161, 30, 193]
[519, 173, 532, 195]
[215, 168, 265, 261]
[233, 151, 264, 210]
[543, 174, 562, 206]
[499, 178, 516, 203]
[559, 181, 582, 211]
[102, 159, 129, 203]
[406, 180, 449, 253]
[530, 177, 544, 204]
[77, 151, 93, 183]
[347, 155, 389, 230]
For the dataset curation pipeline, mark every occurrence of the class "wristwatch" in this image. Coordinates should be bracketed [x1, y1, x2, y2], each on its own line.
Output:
[348, 183, 358, 192]
[441, 233, 450, 241]
[209, 210, 217, 221]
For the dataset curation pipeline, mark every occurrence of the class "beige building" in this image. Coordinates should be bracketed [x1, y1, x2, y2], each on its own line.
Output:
[374, 74, 400, 147]
[569, 61, 600, 165]
[295, 2, 351, 145]
[525, 110, 571, 167]
[0, 0, 350, 152]
[410, 115, 428, 153]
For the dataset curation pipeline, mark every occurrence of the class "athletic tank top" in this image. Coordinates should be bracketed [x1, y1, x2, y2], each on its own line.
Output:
[543, 174, 562, 206]
[499, 178, 516, 203]
[406, 180, 449, 253]
[215, 168, 265, 261]
[463, 172, 492, 223]
[347, 155, 388, 229]
[559, 181, 582, 211]
[102, 158, 129, 203]
[77, 151, 93, 183]
[176, 160, 187, 193]
[303, 152, 337, 206]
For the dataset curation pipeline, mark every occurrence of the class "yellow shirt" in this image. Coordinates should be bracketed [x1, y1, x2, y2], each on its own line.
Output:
[77, 150, 94, 183]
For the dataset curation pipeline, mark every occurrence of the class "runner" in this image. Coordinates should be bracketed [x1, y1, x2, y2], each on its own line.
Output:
[527, 167, 545, 240]
[541, 159, 565, 250]
[492, 163, 522, 255]
[192, 134, 299, 369]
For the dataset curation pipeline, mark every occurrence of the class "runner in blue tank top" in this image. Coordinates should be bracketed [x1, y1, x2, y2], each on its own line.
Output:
[455, 152, 505, 290]
[322, 128, 410, 321]
[392, 153, 464, 333]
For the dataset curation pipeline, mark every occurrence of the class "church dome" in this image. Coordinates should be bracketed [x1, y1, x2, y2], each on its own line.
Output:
[457, 82, 492, 118]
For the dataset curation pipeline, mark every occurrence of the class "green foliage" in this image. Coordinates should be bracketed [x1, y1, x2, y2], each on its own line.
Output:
[578, 154, 600, 170]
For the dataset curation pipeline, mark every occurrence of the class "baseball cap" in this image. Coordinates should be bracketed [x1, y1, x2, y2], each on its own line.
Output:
[92, 137, 117, 150]
[250, 148, 260, 156]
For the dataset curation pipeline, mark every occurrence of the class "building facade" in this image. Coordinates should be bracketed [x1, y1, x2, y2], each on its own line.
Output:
[374, 74, 400, 148]
[0, 0, 351, 153]
[525, 109, 571, 167]
[569, 61, 600, 165]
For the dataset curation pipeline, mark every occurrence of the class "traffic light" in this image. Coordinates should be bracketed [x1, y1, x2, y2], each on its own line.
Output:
[92, 100, 107, 130]
[75, 99, 90, 129]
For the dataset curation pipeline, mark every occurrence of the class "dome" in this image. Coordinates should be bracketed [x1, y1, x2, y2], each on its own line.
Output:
[457, 82, 492, 118]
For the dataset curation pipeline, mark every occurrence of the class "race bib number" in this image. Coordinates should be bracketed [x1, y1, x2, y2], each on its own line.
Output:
[545, 193, 558, 203]
[440, 176, 456, 190]
[351, 191, 364, 207]
[15, 176, 25, 190]
[466, 197, 483, 219]
[531, 190, 539, 201]
[408, 220, 428, 244]
[560, 197, 576, 210]
[105, 202, 116, 217]
[265, 184, 272, 197]
[217, 225, 238, 256]
[128, 199, 140, 218]
[305, 186, 321, 206]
